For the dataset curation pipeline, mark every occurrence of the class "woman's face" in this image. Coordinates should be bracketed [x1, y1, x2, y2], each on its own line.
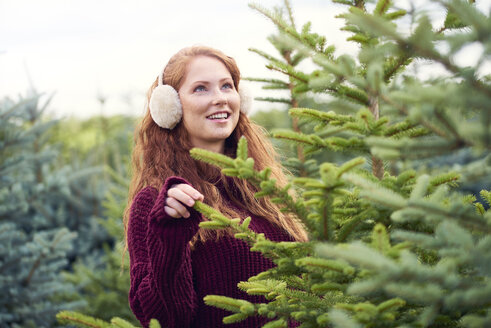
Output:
[178, 56, 240, 154]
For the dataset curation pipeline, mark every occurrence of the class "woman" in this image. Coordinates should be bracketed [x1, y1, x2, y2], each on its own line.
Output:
[125, 46, 307, 328]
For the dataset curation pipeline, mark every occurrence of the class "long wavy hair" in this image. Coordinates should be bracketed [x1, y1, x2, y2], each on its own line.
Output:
[123, 46, 308, 250]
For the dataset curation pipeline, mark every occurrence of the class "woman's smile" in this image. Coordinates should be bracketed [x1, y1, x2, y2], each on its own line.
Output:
[206, 111, 230, 121]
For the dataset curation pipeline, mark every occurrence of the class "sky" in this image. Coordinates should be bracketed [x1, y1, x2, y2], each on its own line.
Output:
[1, 0, 489, 119]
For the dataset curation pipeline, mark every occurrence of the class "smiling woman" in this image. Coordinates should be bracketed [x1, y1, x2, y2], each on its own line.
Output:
[123, 46, 307, 328]
[178, 56, 241, 154]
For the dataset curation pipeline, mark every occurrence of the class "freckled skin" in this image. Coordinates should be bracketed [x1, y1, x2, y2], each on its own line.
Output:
[178, 56, 240, 154]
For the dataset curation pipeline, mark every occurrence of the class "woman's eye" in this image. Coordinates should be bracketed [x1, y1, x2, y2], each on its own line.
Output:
[194, 85, 206, 92]
[222, 83, 233, 90]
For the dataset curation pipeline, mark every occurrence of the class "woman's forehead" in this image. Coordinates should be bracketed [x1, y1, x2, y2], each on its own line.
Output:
[183, 56, 232, 83]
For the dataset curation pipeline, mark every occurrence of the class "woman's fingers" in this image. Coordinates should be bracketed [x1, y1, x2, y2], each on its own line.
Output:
[168, 187, 196, 206]
[165, 197, 190, 218]
[174, 184, 204, 201]
[164, 205, 181, 218]
[164, 184, 204, 218]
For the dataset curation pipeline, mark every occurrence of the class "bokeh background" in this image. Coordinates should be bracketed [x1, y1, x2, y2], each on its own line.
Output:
[5, 0, 488, 118]
[1, 0, 356, 118]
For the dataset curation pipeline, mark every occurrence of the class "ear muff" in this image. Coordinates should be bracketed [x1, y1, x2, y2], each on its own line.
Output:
[238, 84, 252, 115]
[149, 84, 183, 129]
[149, 72, 183, 129]
[149, 73, 252, 129]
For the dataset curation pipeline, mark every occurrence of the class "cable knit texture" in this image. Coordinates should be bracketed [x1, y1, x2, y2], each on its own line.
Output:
[128, 176, 294, 328]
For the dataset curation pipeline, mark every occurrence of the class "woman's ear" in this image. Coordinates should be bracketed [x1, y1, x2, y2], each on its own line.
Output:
[149, 85, 183, 129]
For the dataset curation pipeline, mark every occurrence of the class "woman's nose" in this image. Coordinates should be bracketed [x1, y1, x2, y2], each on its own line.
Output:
[212, 88, 227, 105]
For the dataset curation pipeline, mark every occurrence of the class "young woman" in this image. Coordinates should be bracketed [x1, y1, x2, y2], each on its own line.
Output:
[124, 46, 307, 328]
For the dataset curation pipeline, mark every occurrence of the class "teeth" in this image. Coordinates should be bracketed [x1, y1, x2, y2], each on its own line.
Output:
[207, 113, 228, 119]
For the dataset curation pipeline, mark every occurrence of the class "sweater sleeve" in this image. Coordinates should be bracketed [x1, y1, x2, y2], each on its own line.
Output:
[127, 176, 200, 328]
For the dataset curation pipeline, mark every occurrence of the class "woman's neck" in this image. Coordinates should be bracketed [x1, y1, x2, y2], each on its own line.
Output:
[190, 140, 225, 154]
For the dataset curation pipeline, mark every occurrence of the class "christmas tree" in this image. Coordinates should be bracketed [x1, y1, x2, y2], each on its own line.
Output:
[0, 86, 131, 326]
[0, 90, 83, 327]
[191, 0, 491, 327]
[47, 113, 138, 323]
[61, 164, 138, 325]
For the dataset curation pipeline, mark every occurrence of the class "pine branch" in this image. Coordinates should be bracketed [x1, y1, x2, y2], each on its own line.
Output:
[408, 198, 491, 233]
[350, 6, 491, 99]
[0, 97, 36, 120]
[374, 0, 392, 16]
[428, 172, 460, 192]
[295, 257, 355, 275]
[56, 311, 111, 328]
[249, 48, 288, 68]
[110, 317, 138, 328]
[149, 320, 162, 328]
[189, 148, 235, 168]
[243, 77, 289, 86]
[283, 0, 295, 28]
[337, 208, 378, 242]
[289, 108, 355, 125]
[383, 9, 406, 21]
[433, 107, 466, 146]
[272, 130, 316, 146]
[191, 138, 309, 230]
[346, 172, 491, 233]
[249, 2, 333, 56]
[480, 190, 491, 208]
[367, 136, 463, 160]
[379, 93, 448, 138]
[254, 97, 292, 104]
[266, 63, 309, 84]
[383, 54, 412, 82]
[24, 228, 76, 287]
[203, 295, 255, 315]
[343, 173, 407, 209]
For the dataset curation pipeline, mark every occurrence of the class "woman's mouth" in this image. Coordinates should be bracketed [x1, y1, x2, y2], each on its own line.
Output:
[206, 112, 230, 120]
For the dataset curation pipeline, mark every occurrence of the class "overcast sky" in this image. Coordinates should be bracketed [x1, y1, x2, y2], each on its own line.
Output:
[1, 0, 489, 118]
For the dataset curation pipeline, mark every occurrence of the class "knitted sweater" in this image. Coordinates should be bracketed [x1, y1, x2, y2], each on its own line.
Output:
[127, 176, 294, 328]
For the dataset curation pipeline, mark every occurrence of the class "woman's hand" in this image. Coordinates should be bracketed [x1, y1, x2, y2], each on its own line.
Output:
[164, 184, 204, 218]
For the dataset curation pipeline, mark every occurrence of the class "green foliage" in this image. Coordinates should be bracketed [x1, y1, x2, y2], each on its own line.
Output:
[0, 90, 105, 327]
[188, 0, 491, 327]
[57, 123, 138, 324]
[56, 311, 161, 328]
[0, 84, 137, 325]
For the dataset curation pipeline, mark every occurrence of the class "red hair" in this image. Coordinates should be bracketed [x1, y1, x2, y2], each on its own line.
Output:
[124, 46, 307, 251]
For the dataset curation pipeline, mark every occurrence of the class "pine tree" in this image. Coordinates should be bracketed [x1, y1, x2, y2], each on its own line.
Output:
[247, 1, 355, 177]
[0, 91, 83, 327]
[61, 164, 138, 325]
[46, 113, 138, 323]
[0, 88, 126, 326]
[189, 0, 491, 327]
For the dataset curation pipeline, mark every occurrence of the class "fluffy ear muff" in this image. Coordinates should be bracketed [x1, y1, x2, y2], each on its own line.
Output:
[149, 84, 182, 129]
[239, 84, 252, 115]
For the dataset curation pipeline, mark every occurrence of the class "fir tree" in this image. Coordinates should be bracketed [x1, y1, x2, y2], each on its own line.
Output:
[46, 113, 137, 323]
[61, 164, 138, 325]
[189, 0, 491, 327]
[248, 0, 355, 177]
[0, 89, 126, 326]
[0, 91, 82, 327]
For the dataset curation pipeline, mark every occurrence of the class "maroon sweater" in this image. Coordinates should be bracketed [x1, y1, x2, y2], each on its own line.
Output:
[127, 176, 294, 328]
